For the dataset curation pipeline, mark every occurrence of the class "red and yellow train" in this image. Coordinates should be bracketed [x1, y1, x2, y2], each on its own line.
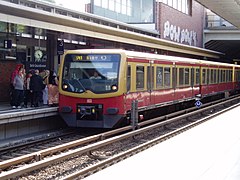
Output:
[58, 49, 240, 128]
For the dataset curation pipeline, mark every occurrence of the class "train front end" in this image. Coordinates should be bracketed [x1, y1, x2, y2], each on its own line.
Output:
[58, 50, 126, 128]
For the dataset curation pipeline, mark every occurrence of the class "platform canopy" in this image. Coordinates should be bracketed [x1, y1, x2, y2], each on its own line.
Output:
[196, 0, 240, 29]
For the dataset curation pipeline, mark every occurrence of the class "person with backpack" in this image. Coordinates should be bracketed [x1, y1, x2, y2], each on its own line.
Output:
[30, 69, 45, 107]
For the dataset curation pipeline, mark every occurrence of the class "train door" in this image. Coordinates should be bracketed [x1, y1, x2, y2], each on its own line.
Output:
[191, 67, 194, 96]
[125, 63, 133, 112]
[172, 63, 177, 100]
[200, 65, 209, 96]
[147, 61, 154, 105]
[195, 66, 201, 96]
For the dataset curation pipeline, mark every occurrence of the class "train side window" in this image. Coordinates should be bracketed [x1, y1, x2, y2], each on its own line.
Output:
[164, 67, 171, 88]
[226, 70, 230, 82]
[136, 66, 145, 89]
[222, 70, 226, 82]
[219, 69, 222, 83]
[237, 70, 240, 81]
[156, 66, 163, 88]
[210, 69, 214, 84]
[147, 66, 154, 90]
[202, 69, 207, 84]
[236, 70, 240, 82]
[195, 68, 200, 85]
[207, 69, 210, 84]
[179, 68, 184, 86]
[184, 68, 190, 85]
[230, 70, 233, 82]
[214, 69, 218, 83]
[127, 65, 131, 92]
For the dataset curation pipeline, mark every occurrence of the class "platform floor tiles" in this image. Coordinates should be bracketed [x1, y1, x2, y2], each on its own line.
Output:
[85, 105, 240, 180]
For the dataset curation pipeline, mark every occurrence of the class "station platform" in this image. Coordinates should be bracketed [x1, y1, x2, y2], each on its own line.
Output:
[0, 102, 58, 125]
[86, 104, 240, 180]
[0, 102, 61, 142]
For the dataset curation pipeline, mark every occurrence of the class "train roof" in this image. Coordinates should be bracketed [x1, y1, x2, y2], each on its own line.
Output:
[64, 49, 240, 68]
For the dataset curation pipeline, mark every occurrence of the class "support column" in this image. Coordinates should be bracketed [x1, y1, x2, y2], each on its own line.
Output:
[46, 31, 58, 71]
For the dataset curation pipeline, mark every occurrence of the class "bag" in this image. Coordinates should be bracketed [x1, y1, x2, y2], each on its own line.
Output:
[42, 83, 46, 90]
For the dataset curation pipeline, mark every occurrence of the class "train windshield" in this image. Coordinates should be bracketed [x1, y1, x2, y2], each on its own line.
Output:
[62, 53, 120, 94]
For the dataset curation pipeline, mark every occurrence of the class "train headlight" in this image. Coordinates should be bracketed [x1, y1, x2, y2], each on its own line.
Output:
[111, 85, 118, 91]
[91, 108, 95, 114]
[63, 84, 68, 90]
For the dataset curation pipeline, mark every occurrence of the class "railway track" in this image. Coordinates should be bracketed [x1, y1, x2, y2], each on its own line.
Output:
[0, 95, 239, 179]
[0, 127, 105, 160]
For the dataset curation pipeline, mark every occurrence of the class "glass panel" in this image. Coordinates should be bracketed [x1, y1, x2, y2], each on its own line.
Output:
[184, 68, 189, 85]
[147, 66, 154, 90]
[173, 0, 177, 9]
[102, 0, 108, 8]
[0, 22, 7, 32]
[93, 0, 152, 22]
[156, 67, 163, 88]
[177, 0, 182, 12]
[202, 69, 206, 84]
[136, 66, 145, 89]
[179, 68, 184, 86]
[127, 65, 131, 91]
[109, 0, 115, 11]
[62, 54, 120, 94]
[230, 70, 233, 82]
[164, 67, 171, 87]
[195, 68, 200, 85]
[222, 70, 226, 82]
[182, 0, 186, 13]
[218, 69, 222, 83]
[116, 1, 121, 13]
[168, 0, 173, 6]
[210, 69, 214, 83]
[214, 69, 217, 83]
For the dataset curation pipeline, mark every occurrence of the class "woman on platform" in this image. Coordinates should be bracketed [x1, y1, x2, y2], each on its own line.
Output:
[48, 70, 59, 106]
[12, 67, 25, 108]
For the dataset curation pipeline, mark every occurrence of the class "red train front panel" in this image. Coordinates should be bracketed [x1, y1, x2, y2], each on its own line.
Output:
[59, 94, 125, 128]
[58, 50, 127, 128]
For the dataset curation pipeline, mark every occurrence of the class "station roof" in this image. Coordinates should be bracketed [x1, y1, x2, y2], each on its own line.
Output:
[0, 0, 222, 59]
[196, 0, 240, 60]
[196, 0, 240, 29]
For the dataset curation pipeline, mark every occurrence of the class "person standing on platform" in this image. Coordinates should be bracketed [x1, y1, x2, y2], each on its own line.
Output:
[10, 64, 24, 106]
[24, 71, 33, 107]
[41, 70, 50, 106]
[12, 67, 25, 108]
[48, 70, 59, 106]
[30, 69, 45, 107]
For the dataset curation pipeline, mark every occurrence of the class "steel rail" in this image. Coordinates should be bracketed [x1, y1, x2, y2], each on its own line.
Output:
[0, 95, 239, 179]
[62, 102, 240, 180]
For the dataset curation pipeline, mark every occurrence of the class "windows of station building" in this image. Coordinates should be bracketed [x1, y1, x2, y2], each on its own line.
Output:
[206, 10, 234, 28]
[0, 22, 17, 61]
[157, 0, 191, 15]
[0, 22, 47, 62]
[94, 0, 132, 16]
[92, 0, 154, 23]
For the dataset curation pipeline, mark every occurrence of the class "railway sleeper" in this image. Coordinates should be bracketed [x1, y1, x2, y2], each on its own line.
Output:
[0, 155, 13, 161]
[34, 153, 42, 161]
[163, 124, 178, 131]
[87, 151, 109, 160]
